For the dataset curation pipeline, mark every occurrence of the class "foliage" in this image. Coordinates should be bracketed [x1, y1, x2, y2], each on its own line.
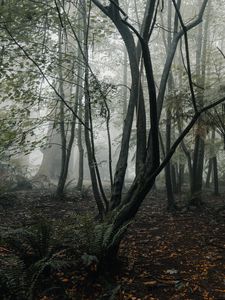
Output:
[62, 215, 131, 267]
[54, 213, 130, 268]
[0, 255, 26, 300]
[0, 218, 70, 299]
[0, 0, 62, 159]
[0, 193, 18, 209]
[1, 211, 131, 299]
[0, 161, 32, 193]
[89, 221, 131, 261]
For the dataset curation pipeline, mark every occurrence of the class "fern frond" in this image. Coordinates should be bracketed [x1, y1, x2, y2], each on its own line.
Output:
[27, 253, 70, 300]
[0, 255, 27, 300]
[102, 224, 114, 248]
[107, 221, 131, 250]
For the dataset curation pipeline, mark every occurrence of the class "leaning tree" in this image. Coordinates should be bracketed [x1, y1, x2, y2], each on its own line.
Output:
[80, 0, 225, 264]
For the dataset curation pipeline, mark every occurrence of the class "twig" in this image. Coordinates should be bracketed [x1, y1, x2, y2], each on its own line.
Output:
[54, 0, 64, 28]
[217, 46, 225, 60]
[172, 0, 198, 113]
[4, 25, 89, 130]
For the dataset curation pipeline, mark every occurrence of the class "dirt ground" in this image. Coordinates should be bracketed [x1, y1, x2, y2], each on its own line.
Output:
[118, 192, 225, 300]
[1, 189, 225, 299]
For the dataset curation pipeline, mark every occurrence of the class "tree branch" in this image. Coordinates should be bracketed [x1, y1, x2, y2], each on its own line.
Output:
[172, 0, 198, 113]
[157, 0, 209, 120]
[150, 95, 225, 181]
[91, 0, 109, 16]
[54, 0, 64, 28]
[4, 26, 89, 130]
[217, 46, 225, 60]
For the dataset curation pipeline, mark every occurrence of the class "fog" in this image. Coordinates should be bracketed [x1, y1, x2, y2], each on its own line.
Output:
[0, 1, 224, 196]
[1, 1, 225, 299]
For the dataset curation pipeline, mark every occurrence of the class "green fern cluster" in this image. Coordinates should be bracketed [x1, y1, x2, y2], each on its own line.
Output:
[55, 213, 130, 267]
[0, 218, 70, 300]
[56, 213, 95, 255]
[0, 255, 26, 300]
[0, 214, 131, 298]
[58, 213, 130, 261]
[89, 220, 131, 263]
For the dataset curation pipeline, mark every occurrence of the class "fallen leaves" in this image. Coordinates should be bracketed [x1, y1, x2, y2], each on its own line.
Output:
[1, 190, 225, 299]
[143, 280, 158, 286]
[119, 193, 225, 299]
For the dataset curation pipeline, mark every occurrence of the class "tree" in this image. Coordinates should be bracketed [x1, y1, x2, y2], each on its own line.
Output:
[80, 0, 225, 263]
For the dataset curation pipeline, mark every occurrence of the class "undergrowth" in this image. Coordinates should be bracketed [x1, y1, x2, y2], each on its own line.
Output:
[0, 212, 128, 299]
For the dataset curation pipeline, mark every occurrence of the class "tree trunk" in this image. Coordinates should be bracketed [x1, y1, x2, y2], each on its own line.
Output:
[177, 163, 185, 193]
[190, 133, 205, 206]
[56, 20, 81, 195]
[90, 0, 210, 261]
[82, 1, 105, 218]
[56, 25, 68, 196]
[165, 109, 176, 210]
[190, 0, 210, 206]
[205, 158, 212, 188]
[77, 97, 84, 191]
[164, 0, 176, 211]
[171, 164, 177, 193]
[212, 156, 219, 195]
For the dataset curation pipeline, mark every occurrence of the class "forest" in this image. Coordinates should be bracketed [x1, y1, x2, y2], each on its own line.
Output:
[1, 0, 225, 299]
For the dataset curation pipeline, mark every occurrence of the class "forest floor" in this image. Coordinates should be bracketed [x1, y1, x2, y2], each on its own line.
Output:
[1, 188, 225, 299]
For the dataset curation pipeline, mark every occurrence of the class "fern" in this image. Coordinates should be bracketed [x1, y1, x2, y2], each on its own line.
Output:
[107, 222, 131, 250]
[91, 224, 108, 255]
[27, 254, 70, 300]
[89, 221, 131, 261]
[102, 224, 114, 249]
[0, 256, 26, 300]
[2, 219, 58, 265]
[0, 219, 71, 300]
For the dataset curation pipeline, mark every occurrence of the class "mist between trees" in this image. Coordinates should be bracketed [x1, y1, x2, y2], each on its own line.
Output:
[1, 0, 225, 297]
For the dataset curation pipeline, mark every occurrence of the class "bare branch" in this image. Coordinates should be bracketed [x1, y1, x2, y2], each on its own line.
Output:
[172, 0, 198, 113]
[150, 95, 225, 181]
[157, 0, 209, 120]
[217, 46, 225, 60]
[91, 0, 109, 15]
[54, 0, 64, 28]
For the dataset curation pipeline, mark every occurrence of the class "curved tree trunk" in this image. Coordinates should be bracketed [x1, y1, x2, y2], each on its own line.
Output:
[89, 0, 210, 262]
